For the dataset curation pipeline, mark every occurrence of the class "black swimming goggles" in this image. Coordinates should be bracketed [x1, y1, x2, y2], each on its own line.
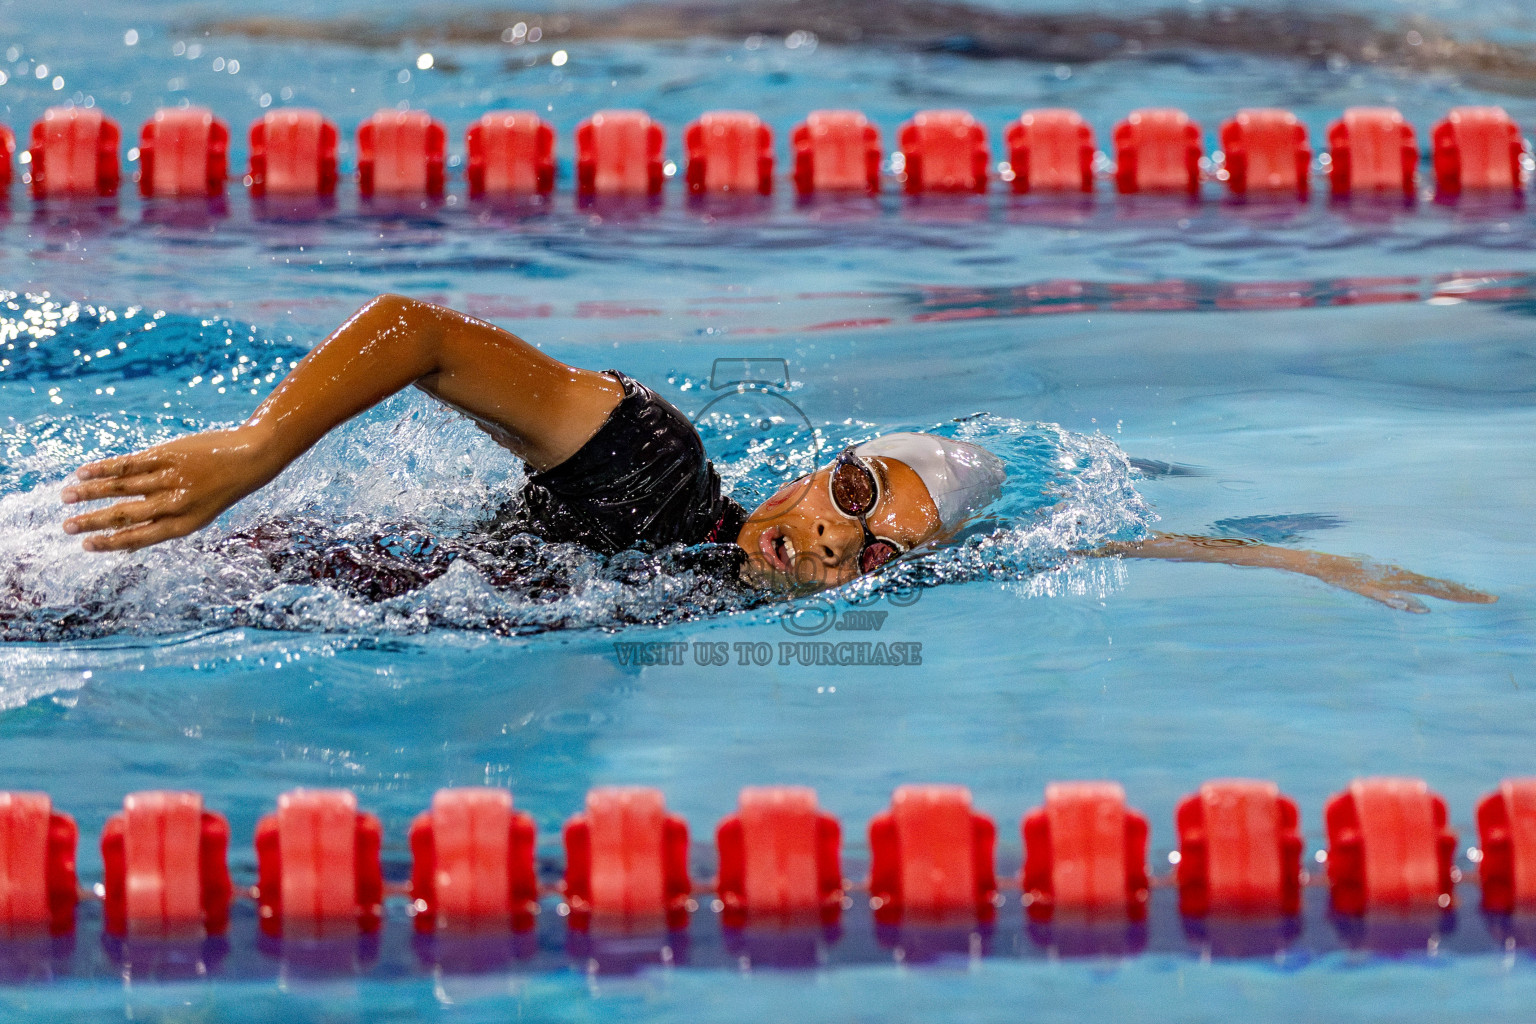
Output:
[827, 447, 908, 575]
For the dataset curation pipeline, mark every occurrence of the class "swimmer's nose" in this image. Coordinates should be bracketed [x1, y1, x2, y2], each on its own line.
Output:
[813, 518, 862, 566]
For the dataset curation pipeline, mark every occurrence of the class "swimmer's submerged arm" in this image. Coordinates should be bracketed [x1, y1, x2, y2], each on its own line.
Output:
[1093, 532, 1497, 613]
[62, 295, 623, 552]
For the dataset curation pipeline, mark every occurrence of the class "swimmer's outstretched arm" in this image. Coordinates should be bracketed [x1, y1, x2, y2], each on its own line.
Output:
[1095, 533, 1497, 613]
[62, 295, 622, 552]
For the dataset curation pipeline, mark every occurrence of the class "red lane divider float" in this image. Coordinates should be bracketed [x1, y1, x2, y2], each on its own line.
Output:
[1220, 108, 1311, 199]
[1023, 782, 1149, 920]
[793, 109, 882, 196]
[1433, 106, 1525, 199]
[248, 109, 338, 197]
[0, 775, 1531, 950]
[1176, 779, 1303, 916]
[0, 124, 13, 192]
[138, 107, 228, 198]
[101, 791, 231, 937]
[1005, 108, 1096, 194]
[410, 787, 539, 932]
[685, 111, 773, 196]
[26, 107, 120, 199]
[1328, 106, 1418, 199]
[1113, 108, 1202, 196]
[576, 109, 665, 197]
[562, 786, 691, 929]
[466, 111, 556, 198]
[716, 786, 842, 926]
[1325, 777, 1456, 913]
[1, 104, 1532, 205]
[357, 109, 446, 199]
[868, 785, 997, 924]
[0, 792, 77, 936]
[899, 109, 988, 194]
[1476, 777, 1536, 914]
[255, 789, 384, 936]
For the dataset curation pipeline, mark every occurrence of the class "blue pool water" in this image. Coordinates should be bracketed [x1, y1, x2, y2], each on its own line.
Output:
[2, 0, 1536, 1020]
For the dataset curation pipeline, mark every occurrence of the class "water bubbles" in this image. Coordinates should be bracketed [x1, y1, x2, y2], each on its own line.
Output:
[416, 53, 433, 70]
[124, 30, 139, 46]
[550, 50, 568, 67]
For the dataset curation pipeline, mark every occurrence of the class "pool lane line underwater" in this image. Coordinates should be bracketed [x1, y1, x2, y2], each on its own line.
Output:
[7, 102, 1532, 209]
[3, 777, 1536, 972]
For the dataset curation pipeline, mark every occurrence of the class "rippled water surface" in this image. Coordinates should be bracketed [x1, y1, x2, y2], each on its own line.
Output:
[1, 1, 1535, 1021]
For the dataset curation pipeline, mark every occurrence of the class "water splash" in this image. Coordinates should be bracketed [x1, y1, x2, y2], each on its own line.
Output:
[1, 304, 1155, 644]
[801, 415, 1155, 608]
[0, 293, 307, 389]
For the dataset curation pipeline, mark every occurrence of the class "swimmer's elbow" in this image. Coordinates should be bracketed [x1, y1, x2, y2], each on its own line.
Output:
[353, 293, 455, 363]
[362, 292, 429, 320]
[363, 292, 468, 330]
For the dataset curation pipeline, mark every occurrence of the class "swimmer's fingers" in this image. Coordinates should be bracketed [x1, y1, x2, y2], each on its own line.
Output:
[1374, 567, 1498, 605]
[1364, 587, 1430, 614]
[74, 451, 165, 483]
[1326, 575, 1430, 613]
[62, 468, 170, 505]
[63, 495, 176, 541]
[1339, 575, 1493, 613]
[81, 515, 198, 553]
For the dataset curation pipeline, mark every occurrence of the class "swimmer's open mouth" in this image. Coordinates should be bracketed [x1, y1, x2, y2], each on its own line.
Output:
[759, 526, 796, 573]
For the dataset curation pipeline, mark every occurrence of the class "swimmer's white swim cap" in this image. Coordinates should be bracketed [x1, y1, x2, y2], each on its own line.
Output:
[854, 432, 1006, 533]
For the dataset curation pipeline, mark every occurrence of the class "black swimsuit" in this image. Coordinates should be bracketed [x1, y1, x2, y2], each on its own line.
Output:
[513, 371, 748, 555]
[179, 373, 751, 627]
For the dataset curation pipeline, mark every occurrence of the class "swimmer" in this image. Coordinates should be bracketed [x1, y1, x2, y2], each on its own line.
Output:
[59, 295, 1495, 613]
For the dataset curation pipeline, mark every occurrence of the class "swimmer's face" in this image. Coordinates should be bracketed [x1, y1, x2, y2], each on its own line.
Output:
[737, 456, 942, 589]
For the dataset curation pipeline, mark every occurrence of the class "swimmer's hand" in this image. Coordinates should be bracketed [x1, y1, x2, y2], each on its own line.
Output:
[62, 425, 283, 552]
[1096, 533, 1497, 613]
[58, 294, 623, 553]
